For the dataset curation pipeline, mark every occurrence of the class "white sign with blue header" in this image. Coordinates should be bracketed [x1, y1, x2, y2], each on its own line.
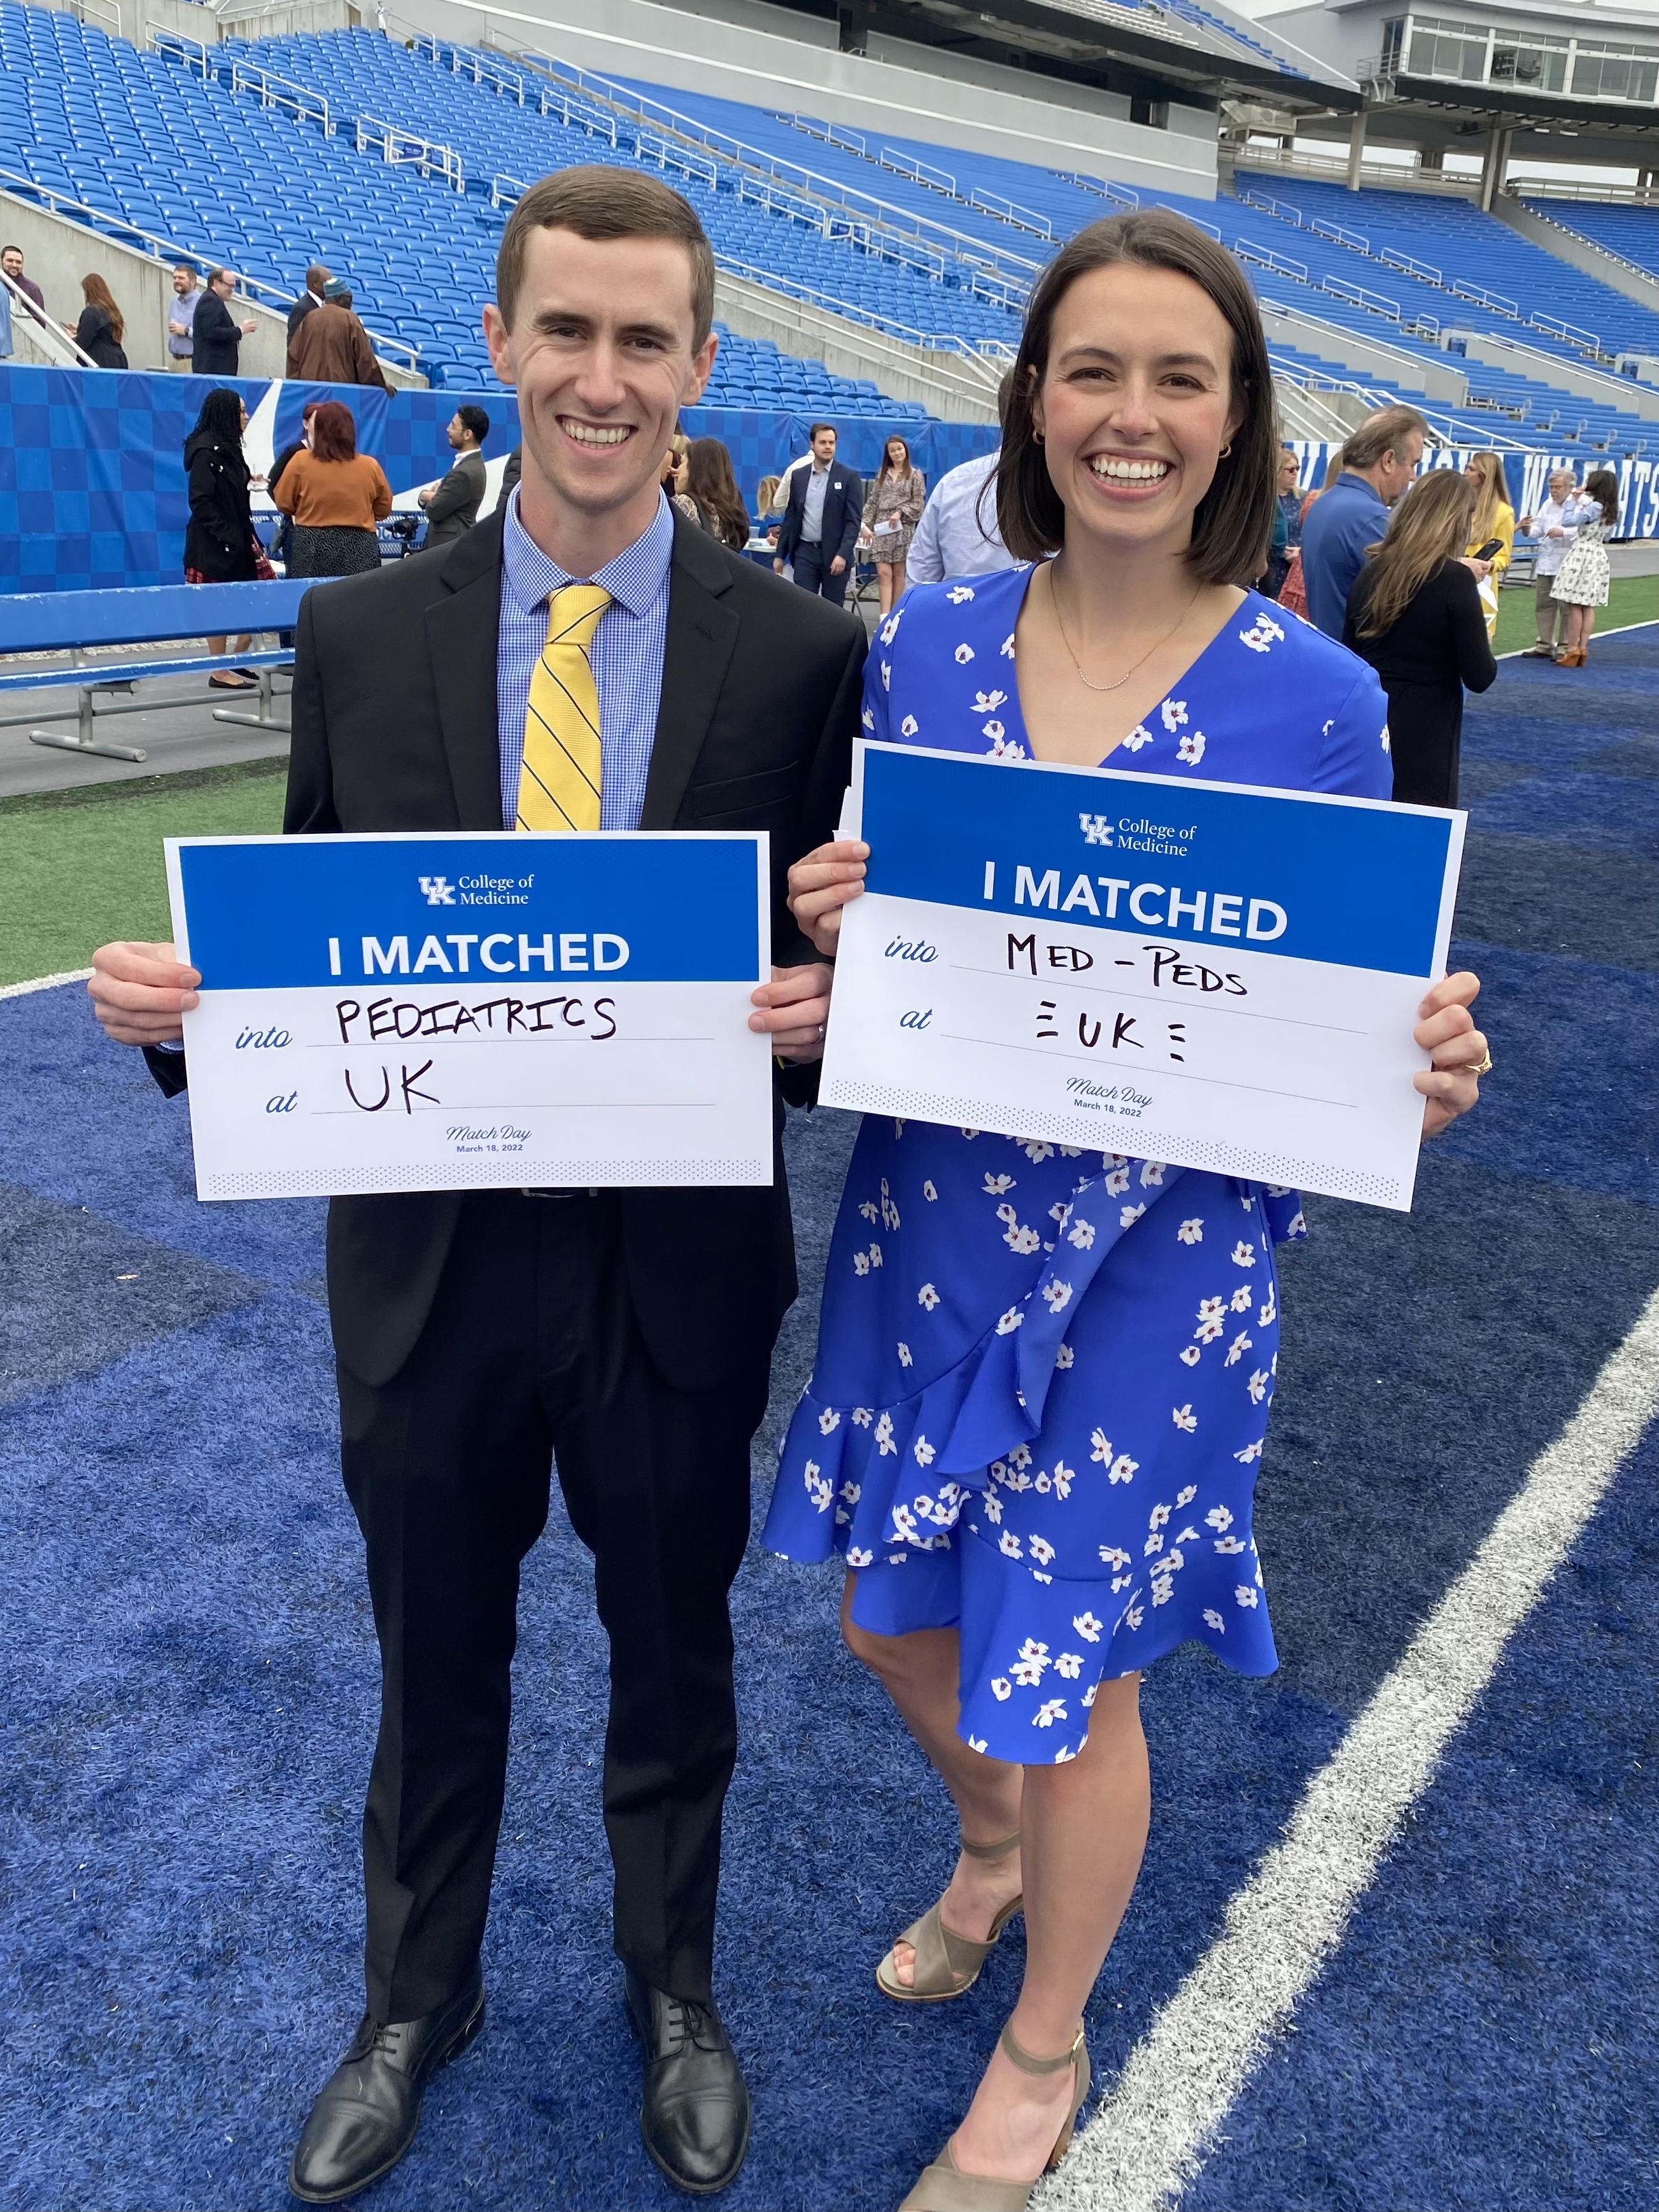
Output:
[820, 743, 1466, 1211]
[165, 831, 775, 1200]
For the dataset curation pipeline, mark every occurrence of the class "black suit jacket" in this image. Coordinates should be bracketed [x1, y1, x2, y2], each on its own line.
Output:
[192, 292, 242, 376]
[775, 463, 862, 569]
[148, 509, 863, 1393]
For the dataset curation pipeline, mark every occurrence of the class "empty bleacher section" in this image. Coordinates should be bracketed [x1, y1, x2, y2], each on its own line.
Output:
[1, 0, 1656, 471]
[1519, 197, 1659, 290]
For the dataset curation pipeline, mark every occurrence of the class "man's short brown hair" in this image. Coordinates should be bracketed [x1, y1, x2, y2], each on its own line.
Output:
[1343, 404, 1429, 473]
[497, 167, 716, 349]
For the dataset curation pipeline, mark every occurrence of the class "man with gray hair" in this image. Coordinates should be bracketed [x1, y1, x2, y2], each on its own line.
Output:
[1300, 403, 1428, 637]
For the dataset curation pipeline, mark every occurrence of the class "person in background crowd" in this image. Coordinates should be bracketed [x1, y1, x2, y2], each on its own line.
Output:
[661, 429, 693, 518]
[2, 244, 46, 325]
[861, 433, 926, 614]
[755, 473, 782, 526]
[71, 274, 127, 369]
[1518, 468, 1590, 657]
[287, 278, 391, 391]
[0, 277, 10, 361]
[1550, 467, 1618, 668]
[166, 264, 202, 372]
[774, 421, 861, 607]
[1299, 405, 1427, 637]
[193, 267, 257, 377]
[286, 263, 332, 351]
[684, 435, 751, 550]
[1278, 442, 1343, 619]
[1462, 450, 1514, 640]
[1263, 444, 1301, 596]
[272, 398, 392, 577]
[779, 208, 1490, 2212]
[500, 442, 521, 503]
[906, 372, 1017, 588]
[418, 405, 491, 548]
[267, 400, 324, 580]
[183, 386, 265, 689]
[1343, 468, 1495, 807]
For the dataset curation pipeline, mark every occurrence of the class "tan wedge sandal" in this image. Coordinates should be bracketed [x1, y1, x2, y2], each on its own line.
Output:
[876, 1831, 1023, 2003]
[898, 2018, 1092, 2211]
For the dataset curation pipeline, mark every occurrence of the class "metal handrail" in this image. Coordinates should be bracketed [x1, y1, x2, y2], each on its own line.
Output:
[0, 163, 420, 369]
[1310, 218, 1369, 254]
[1377, 246, 1443, 286]
[1241, 187, 1302, 228]
[714, 254, 1007, 376]
[1057, 171, 1139, 212]
[1234, 236, 1308, 283]
[499, 43, 1037, 288]
[355, 114, 463, 190]
[227, 55, 333, 132]
[881, 149, 957, 199]
[968, 188, 1052, 241]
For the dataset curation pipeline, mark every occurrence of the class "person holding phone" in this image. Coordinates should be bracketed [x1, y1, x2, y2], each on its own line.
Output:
[769, 209, 1489, 2212]
[1343, 468, 1497, 807]
[1462, 451, 1514, 640]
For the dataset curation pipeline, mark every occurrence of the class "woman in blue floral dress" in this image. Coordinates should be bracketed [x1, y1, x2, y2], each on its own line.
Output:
[769, 211, 1490, 2212]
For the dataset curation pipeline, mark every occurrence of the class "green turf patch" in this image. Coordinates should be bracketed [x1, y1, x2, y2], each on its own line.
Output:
[0, 759, 286, 987]
[1495, 572, 1658, 656]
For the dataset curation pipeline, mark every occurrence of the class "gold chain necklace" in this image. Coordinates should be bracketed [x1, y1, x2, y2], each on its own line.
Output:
[1048, 567, 1203, 696]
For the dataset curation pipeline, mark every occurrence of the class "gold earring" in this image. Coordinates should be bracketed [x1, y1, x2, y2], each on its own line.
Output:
[1033, 429, 1045, 444]
[1219, 441, 1232, 459]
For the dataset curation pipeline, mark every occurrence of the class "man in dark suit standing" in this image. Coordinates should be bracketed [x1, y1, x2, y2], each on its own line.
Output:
[191, 265, 257, 376]
[773, 421, 861, 608]
[88, 169, 862, 2206]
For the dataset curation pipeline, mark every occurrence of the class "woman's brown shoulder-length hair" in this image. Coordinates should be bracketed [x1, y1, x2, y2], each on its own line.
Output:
[996, 209, 1278, 586]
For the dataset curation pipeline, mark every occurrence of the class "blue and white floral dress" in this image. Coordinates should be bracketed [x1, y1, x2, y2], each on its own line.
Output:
[762, 567, 1393, 1765]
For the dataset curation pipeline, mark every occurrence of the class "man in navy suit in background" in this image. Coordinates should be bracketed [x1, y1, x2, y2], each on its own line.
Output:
[774, 423, 861, 609]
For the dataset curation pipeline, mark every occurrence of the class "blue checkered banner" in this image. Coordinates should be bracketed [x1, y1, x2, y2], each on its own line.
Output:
[9, 366, 1648, 596]
[0, 365, 1003, 595]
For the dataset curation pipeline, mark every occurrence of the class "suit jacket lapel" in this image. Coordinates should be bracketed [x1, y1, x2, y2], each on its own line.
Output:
[426, 513, 506, 829]
[642, 519, 739, 830]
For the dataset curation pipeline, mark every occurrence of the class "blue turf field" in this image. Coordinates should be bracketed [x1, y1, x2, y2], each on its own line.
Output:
[3, 630, 1655, 2211]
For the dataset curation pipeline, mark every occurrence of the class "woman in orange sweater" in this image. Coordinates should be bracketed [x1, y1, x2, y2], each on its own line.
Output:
[272, 400, 392, 577]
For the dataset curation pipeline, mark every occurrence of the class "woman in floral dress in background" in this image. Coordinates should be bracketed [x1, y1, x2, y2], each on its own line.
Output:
[863, 433, 928, 615]
[768, 210, 1491, 2212]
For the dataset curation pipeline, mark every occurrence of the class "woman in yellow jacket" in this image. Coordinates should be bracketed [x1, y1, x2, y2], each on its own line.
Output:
[1464, 451, 1514, 640]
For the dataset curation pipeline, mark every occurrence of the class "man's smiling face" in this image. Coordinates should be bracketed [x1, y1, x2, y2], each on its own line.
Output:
[484, 227, 714, 525]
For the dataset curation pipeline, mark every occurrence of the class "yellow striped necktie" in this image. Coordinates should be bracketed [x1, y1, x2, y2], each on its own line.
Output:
[516, 582, 611, 833]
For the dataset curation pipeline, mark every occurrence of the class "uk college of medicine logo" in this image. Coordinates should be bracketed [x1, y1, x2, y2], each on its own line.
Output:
[418, 875, 456, 905]
[1079, 814, 1115, 847]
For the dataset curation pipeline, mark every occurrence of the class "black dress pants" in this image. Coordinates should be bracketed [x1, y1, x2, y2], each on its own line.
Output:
[791, 541, 849, 609]
[335, 1190, 768, 2024]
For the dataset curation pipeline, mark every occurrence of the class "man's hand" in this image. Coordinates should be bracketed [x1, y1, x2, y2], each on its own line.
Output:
[749, 963, 833, 1062]
[240, 317, 258, 335]
[417, 485, 433, 508]
[88, 941, 200, 1047]
[829, 555, 847, 577]
[773, 556, 785, 574]
[1415, 970, 1487, 1140]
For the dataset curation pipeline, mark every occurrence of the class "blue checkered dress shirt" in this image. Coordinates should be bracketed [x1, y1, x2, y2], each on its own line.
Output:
[495, 486, 675, 831]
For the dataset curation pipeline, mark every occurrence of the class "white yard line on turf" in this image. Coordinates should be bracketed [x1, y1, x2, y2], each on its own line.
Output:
[1041, 1281, 1659, 2212]
[0, 969, 93, 999]
[1498, 612, 1659, 658]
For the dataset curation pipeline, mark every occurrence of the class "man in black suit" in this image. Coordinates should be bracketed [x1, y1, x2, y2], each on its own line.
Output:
[191, 265, 257, 376]
[773, 421, 861, 608]
[89, 168, 861, 2205]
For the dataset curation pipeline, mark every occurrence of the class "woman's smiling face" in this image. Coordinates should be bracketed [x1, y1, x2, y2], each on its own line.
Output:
[1031, 260, 1241, 560]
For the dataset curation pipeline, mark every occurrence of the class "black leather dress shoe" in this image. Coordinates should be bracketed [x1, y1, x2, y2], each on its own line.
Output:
[288, 1966, 486, 2204]
[625, 1969, 751, 2195]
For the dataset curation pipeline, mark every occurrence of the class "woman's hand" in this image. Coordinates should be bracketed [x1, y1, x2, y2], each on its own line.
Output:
[750, 962, 834, 1062]
[1461, 556, 1493, 581]
[1415, 971, 1488, 1139]
[787, 839, 868, 957]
